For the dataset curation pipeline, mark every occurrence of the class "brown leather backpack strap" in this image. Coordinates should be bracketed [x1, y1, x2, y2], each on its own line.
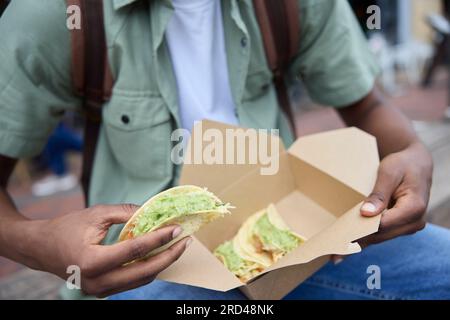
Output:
[67, 0, 113, 205]
[253, 0, 300, 134]
[0, 0, 10, 17]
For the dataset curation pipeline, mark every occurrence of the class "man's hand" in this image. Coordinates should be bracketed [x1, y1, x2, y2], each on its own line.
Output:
[332, 142, 432, 264]
[333, 87, 434, 264]
[8, 204, 191, 298]
[358, 142, 432, 248]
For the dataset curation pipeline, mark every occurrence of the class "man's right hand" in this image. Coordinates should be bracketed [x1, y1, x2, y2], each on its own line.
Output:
[5, 204, 191, 298]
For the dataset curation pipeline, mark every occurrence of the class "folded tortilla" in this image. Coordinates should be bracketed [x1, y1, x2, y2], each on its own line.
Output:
[214, 204, 305, 282]
[214, 240, 265, 283]
[251, 204, 306, 261]
[235, 210, 273, 267]
[119, 185, 232, 257]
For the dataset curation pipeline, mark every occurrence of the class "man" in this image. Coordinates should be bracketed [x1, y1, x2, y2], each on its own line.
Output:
[0, 0, 449, 300]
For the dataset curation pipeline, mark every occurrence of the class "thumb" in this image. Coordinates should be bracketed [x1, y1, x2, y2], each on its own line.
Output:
[361, 165, 401, 217]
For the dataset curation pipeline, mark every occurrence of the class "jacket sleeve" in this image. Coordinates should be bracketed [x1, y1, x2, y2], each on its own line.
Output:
[0, 0, 80, 158]
[290, 0, 381, 107]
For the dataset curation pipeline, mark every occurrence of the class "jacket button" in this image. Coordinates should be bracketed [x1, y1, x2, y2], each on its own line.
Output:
[121, 115, 130, 124]
[241, 37, 247, 47]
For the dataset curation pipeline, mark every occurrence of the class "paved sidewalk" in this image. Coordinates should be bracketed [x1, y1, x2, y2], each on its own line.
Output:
[0, 269, 63, 300]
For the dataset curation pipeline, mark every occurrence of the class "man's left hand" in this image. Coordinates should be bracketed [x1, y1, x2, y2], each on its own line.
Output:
[332, 141, 433, 264]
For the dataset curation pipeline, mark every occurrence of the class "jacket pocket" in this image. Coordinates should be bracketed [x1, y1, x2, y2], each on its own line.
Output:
[103, 94, 173, 179]
[243, 68, 273, 102]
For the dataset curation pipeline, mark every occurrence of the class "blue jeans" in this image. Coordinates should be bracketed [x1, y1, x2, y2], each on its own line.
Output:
[42, 123, 82, 176]
[110, 224, 450, 300]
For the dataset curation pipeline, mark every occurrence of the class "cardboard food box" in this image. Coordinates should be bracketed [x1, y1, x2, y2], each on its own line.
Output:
[157, 120, 381, 300]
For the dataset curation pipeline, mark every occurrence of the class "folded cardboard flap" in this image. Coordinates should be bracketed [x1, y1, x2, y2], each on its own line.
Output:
[179, 120, 286, 196]
[242, 256, 330, 300]
[157, 237, 243, 291]
[157, 120, 381, 299]
[289, 157, 365, 217]
[288, 127, 380, 197]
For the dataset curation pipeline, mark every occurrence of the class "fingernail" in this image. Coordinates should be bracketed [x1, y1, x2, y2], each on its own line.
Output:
[361, 202, 377, 213]
[185, 238, 193, 248]
[334, 258, 344, 265]
[172, 227, 183, 239]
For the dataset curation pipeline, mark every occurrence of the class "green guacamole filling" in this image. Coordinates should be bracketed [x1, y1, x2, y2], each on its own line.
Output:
[254, 213, 300, 252]
[132, 191, 219, 237]
[214, 241, 244, 272]
[215, 241, 261, 280]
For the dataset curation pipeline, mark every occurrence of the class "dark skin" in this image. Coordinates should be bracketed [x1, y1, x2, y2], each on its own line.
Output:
[0, 85, 433, 294]
[336, 86, 432, 258]
[0, 158, 191, 298]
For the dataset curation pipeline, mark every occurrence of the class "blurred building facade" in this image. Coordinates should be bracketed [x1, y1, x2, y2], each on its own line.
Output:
[350, 0, 443, 44]
[350, 0, 448, 94]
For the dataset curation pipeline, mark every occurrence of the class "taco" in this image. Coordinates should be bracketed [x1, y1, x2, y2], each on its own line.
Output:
[214, 240, 265, 283]
[251, 204, 305, 261]
[119, 185, 232, 257]
[235, 210, 273, 267]
[214, 204, 305, 282]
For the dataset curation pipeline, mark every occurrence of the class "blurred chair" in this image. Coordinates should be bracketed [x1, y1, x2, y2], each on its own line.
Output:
[368, 34, 397, 93]
[422, 5, 450, 87]
[422, 0, 450, 118]
[369, 34, 432, 94]
[395, 41, 433, 85]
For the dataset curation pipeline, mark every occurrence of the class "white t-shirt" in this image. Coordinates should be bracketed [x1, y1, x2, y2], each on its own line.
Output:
[165, 0, 238, 133]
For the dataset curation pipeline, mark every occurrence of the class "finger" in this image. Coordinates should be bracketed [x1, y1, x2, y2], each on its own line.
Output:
[93, 237, 192, 295]
[93, 204, 140, 225]
[358, 220, 425, 249]
[379, 194, 427, 231]
[87, 225, 183, 275]
[361, 163, 402, 217]
[96, 276, 155, 299]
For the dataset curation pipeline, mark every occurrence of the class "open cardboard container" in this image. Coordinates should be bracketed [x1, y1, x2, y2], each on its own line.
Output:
[157, 120, 381, 300]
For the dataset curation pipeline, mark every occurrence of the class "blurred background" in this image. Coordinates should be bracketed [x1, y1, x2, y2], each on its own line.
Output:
[1, 0, 449, 299]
